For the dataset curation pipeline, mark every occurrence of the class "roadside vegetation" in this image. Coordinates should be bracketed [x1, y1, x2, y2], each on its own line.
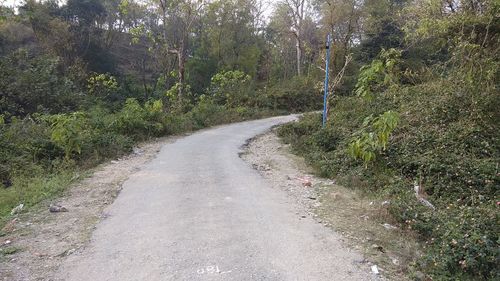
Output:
[278, 1, 499, 280]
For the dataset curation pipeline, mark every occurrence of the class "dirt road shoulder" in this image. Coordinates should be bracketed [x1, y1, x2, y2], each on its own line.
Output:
[0, 136, 179, 281]
[241, 129, 422, 280]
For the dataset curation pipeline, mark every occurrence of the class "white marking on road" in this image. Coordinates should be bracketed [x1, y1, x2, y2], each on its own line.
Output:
[196, 265, 232, 275]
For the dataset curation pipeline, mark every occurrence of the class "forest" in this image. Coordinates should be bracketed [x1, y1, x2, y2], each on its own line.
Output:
[0, 0, 498, 280]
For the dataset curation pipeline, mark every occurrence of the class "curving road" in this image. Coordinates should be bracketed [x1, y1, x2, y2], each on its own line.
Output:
[57, 116, 373, 281]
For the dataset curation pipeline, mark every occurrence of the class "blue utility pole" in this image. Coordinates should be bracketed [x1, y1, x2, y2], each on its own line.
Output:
[322, 34, 332, 128]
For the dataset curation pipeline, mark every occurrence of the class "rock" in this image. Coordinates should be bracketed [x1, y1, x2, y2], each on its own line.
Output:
[4, 240, 11, 245]
[260, 165, 271, 171]
[381, 200, 390, 206]
[330, 192, 341, 200]
[371, 265, 380, 275]
[1, 218, 18, 233]
[49, 205, 68, 213]
[371, 244, 385, 253]
[132, 147, 144, 155]
[382, 223, 397, 230]
[414, 271, 426, 281]
[57, 248, 76, 257]
[353, 258, 367, 264]
[297, 176, 312, 187]
[10, 204, 24, 215]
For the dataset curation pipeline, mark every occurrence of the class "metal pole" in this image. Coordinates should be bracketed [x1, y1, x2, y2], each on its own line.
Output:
[322, 34, 331, 128]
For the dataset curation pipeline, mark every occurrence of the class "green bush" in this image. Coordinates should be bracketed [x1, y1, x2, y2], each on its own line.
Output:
[265, 76, 323, 112]
[208, 70, 252, 107]
[0, 50, 82, 117]
[114, 98, 165, 139]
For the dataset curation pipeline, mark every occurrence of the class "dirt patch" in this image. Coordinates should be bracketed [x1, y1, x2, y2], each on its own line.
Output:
[0, 136, 178, 281]
[241, 129, 422, 280]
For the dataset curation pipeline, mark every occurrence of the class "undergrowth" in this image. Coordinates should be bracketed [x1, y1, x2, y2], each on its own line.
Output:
[278, 61, 499, 280]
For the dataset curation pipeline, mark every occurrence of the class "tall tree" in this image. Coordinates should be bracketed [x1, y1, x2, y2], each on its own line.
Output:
[284, 0, 307, 76]
[152, 0, 204, 95]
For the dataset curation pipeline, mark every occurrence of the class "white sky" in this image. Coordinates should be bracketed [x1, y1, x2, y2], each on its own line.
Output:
[2, 0, 279, 24]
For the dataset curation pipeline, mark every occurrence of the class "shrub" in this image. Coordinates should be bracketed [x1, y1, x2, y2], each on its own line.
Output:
[46, 112, 90, 159]
[0, 50, 82, 117]
[265, 76, 323, 112]
[87, 73, 119, 99]
[208, 70, 252, 107]
[348, 110, 399, 165]
[114, 98, 165, 139]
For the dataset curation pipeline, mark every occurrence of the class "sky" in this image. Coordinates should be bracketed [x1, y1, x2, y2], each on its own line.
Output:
[2, 0, 278, 20]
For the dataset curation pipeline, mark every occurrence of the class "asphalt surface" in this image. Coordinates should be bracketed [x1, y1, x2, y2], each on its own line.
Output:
[57, 116, 373, 281]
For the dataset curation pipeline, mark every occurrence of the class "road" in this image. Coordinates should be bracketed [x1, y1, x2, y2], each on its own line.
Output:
[57, 116, 373, 281]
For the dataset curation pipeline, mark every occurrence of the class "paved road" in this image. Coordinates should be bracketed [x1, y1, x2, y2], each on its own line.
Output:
[58, 116, 373, 281]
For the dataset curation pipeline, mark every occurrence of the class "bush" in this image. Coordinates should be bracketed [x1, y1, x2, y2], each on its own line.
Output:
[0, 50, 82, 117]
[265, 76, 323, 112]
[114, 98, 165, 139]
[208, 70, 252, 107]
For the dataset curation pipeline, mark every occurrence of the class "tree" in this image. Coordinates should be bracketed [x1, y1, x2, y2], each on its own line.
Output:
[151, 0, 205, 96]
[283, 0, 307, 76]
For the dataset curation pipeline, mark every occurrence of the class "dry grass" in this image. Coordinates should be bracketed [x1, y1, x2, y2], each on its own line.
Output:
[315, 182, 423, 280]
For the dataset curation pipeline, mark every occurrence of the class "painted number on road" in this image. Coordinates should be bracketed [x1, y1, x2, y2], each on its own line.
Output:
[197, 265, 232, 275]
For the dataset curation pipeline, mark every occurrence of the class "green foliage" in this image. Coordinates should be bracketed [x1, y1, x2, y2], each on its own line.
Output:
[114, 98, 165, 139]
[0, 50, 81, 117]
[348, 111, 399, 164]
[1, 0, 496, 278]
[355, 48, 402, 99]
[264, 76, 323, 112]
[87, 73, 119, 97]
[1, 246, 21, 255]
[425, 205, 499, 279]
[47, 112, 90, 159]
[209, 70, 252, 107]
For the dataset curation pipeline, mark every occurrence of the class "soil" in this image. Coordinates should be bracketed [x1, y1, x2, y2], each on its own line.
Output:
[0, 136, 180, 281]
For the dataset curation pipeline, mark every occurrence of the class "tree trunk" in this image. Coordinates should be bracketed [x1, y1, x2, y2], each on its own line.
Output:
[177, 51, 185, 96]
[295, 35, 301, 76]
[177, 39, 186, 96]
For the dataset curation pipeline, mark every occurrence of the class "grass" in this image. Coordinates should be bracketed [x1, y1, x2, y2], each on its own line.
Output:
[0, 246, 21, 256]
[0, 171, 80, 226]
